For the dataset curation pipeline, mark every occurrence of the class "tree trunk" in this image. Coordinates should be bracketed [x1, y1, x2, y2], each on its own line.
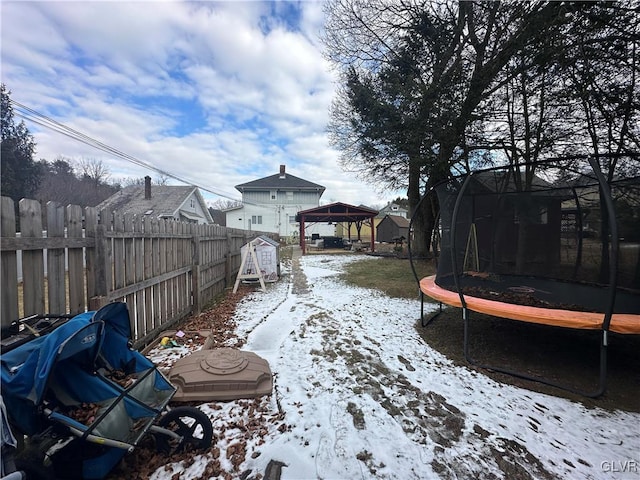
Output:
[408, 158, 430, 257]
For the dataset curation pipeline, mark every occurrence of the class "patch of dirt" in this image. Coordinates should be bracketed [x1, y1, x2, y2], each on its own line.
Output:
[417, 306, 640, 412]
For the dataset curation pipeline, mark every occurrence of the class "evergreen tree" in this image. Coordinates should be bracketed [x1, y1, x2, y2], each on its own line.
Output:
[1, 84, 42, 201]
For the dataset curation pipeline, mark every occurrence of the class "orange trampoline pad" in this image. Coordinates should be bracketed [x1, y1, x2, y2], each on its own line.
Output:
[420, 275, 640, 335]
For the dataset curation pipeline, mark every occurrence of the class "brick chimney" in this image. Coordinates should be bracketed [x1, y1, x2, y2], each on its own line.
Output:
[145, 175, 151, 199]
[279, 165, 286, 179]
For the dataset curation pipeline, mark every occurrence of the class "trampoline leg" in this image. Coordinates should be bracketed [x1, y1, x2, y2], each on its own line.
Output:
[594, 330, 608, 397]
[420, 294, 443, 328]
[462, 308, 476, 365]
[461, 308, 609, 398]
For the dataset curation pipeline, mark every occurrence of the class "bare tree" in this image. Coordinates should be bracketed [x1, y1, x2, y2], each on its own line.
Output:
[76, 157, 111, 187]
[208, 198, 243, 210]
[35, 156, 119, 207]
[155, 174, 170, 185]
[323, 0, 576, 256]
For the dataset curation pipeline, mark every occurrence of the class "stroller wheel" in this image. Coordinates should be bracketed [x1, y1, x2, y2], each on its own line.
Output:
[155, 407, 213, 454]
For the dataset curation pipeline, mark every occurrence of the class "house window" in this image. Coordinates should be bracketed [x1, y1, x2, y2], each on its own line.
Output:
[270, 190, 277, 200]
[252, 215, 263, 225]
[289, 215, 297, 223]
[286, 191, 293, 202]
[190, 199, 195, 208]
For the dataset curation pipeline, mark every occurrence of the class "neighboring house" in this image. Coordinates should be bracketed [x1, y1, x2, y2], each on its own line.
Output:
[208, 208, 226, 226]
[377, 202, 408, 219]
[225, 165, 330, 238]
[377, 214, 410, 243]
[96, 176, 214, 224]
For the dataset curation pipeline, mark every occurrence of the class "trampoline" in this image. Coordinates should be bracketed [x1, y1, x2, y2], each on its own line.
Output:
[410, 155, 640, 397]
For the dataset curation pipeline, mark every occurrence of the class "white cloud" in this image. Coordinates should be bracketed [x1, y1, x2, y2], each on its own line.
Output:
[1, 1, 402, 209]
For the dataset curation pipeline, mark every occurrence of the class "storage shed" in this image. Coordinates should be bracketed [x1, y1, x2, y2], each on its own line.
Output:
[239, 235, 280, 282]
[377, 215, 410, 243]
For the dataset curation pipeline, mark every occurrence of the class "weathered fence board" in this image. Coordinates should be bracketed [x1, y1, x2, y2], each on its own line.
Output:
[85, 207, 98, 303]
[46, 201, 65, 313]
[1, 195, 273, 347]
[1, 197, 18, 325]
[20, 199, 45, 316]
[67, 204, 84, 314]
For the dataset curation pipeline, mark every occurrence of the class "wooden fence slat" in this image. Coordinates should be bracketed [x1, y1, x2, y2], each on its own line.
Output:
[1, 197, 18, 327]
[143, 216, 154, 335]
[158, 219, 167, 324]
[134, 215, 145, 339]
[123, 213, 136, 332]
[46, 202, 66, 313]
[20, 199, 45, 316]
[85, 207, 98, 302]
[151, 217, 161, 331]
[170, 221, 178, 318]
[113, 212, 125, 292]
[67, 204, 84, 314]
[192, 225, 201, 315]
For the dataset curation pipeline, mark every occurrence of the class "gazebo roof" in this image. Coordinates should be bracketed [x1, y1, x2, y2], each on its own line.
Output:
[295, 202, 378, 223]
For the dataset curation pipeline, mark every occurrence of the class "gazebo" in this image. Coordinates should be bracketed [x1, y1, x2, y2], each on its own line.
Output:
[296, 202, 379, 254]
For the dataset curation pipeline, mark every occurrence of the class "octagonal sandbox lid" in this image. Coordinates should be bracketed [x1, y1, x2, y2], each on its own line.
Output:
[168, 348, 272, 402]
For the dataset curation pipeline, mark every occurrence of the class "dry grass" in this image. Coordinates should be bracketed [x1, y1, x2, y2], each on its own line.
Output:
[341, 254, 435, 300]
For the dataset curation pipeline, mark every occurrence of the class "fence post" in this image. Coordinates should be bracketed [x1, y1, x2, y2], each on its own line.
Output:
[191, 224, 201, 315]
[85, 207, 98, 307]
[225, 230, 233, 288]
[90, 222, 109, 311]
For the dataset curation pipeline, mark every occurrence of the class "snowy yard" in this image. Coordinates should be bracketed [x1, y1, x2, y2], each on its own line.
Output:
[141, 253, 639, 480]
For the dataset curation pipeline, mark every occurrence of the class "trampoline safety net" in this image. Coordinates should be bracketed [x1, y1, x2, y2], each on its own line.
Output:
[433, 156, 640, 315]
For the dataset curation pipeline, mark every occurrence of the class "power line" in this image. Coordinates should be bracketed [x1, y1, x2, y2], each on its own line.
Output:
[10, 99, 255, 205]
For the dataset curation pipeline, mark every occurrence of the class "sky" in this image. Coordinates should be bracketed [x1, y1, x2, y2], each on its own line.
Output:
[142, 254, 640, 480]
[1, 1, 400, 209]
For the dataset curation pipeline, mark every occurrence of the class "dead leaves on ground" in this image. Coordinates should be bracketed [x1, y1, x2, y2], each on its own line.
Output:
[108, 286, 285, 480]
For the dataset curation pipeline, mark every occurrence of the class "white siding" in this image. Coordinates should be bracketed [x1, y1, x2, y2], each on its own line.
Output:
[226, 188, 324, 238]
[242, 190, 320, 205]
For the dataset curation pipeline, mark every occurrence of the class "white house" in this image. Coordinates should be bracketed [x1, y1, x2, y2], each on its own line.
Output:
[377, 202, 409, 219]
[225, 165, 333, 239]
[96, 176, 214, 224]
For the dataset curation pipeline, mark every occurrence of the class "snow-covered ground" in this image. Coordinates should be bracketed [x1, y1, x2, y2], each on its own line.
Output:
[147, 253, 640, 480]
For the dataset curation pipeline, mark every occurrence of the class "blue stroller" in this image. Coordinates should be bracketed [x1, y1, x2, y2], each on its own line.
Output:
[1, 302, 213, 479]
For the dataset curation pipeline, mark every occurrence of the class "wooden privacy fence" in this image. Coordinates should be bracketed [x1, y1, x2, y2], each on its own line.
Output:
[1, 196, 273, 347]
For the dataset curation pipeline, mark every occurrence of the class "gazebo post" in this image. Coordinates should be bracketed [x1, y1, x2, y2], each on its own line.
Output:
[370, 218, 375, 252]
[299, 216, 306, 254]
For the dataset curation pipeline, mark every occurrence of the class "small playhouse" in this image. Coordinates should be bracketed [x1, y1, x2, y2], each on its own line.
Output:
[234, 235, 280, 292]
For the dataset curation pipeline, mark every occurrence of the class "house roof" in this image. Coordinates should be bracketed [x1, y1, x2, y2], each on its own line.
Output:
[381, 202, 407, 211]
[377, 202, 408, 218]
[96, 184, 214, 223]
[380, 214, 410, 228]
[235, 171, 325, 195]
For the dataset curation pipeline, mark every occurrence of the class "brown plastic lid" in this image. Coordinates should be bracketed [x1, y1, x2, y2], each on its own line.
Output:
[168, 348, 272, 402]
